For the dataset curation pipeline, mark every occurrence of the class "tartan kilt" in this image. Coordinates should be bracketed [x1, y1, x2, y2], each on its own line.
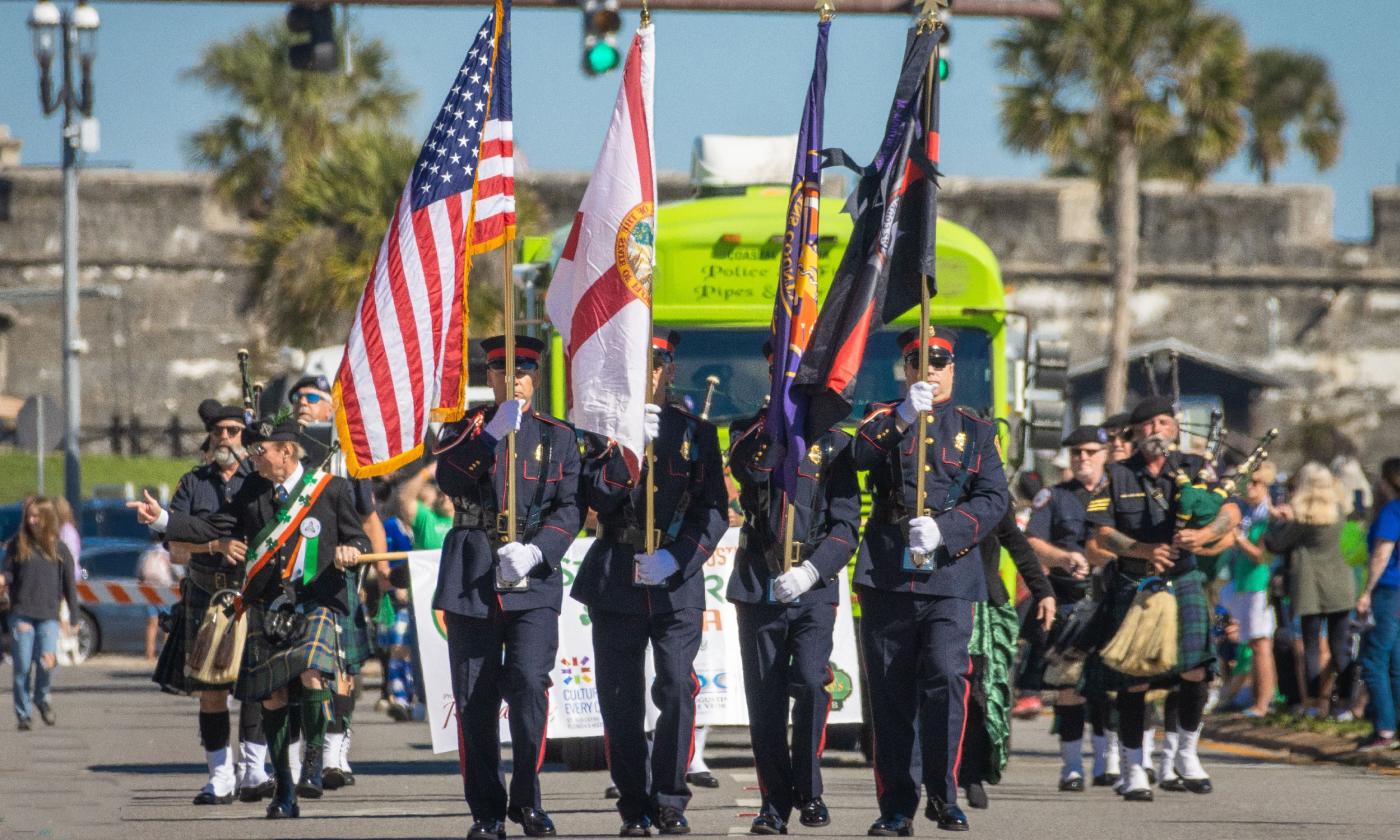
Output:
[152, 578, 240, 695]
[237, 605, 342, 702]
[1085, 565, 1215, 693]
[338, 571, 373, 675]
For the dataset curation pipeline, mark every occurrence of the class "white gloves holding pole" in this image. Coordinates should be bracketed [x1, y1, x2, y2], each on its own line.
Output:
[896, 381, 935, 425]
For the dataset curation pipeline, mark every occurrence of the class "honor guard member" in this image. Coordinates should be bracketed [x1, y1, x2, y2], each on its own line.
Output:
[150, 400, 271, 805]
[573, 329, 729, 837]
[1085, 396, 1237, 801]
[1024, 425, 1109, 791]
[433, 334, 581, 840]
[852, 327, 1009, 835]
[289, 374, 388, 790]
[131, 415, 371, 819]
[727, 341, 861, 835]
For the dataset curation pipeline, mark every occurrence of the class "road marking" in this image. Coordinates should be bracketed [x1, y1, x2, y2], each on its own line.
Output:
[736, 797, 762, 807]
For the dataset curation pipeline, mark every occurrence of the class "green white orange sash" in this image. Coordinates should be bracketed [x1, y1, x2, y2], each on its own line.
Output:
[243, 468, 334, 590]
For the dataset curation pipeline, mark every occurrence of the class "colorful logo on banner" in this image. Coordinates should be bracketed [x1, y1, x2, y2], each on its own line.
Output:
[560, 656, 593, 685]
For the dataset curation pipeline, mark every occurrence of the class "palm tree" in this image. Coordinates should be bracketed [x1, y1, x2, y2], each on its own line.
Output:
[1244, 48, 1343, 184]
[998, 0, 1248, 412]
[185, 21, 414, 219]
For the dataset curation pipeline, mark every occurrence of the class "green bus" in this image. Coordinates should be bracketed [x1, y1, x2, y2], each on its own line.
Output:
[525, 184, 1020, 451]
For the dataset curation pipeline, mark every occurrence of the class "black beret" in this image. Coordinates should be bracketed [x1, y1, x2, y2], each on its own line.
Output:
[288, 374, 333, 400]
[1062, 425, 1109, 448]
[1128, 395, 1176, 425]
[1102, 412, 1131, 430]
[245, 415, 301, 444]
[197, 399, 245, 431]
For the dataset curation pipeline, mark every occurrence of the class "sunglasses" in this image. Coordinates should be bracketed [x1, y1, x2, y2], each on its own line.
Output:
[904, 352, 954, 370]
[291, 391, 328, 405]
[486, 358, 540, 372]
[652, 350, 675, 367]
[248, 444, 268, 457]
[211, 424, 244, 439]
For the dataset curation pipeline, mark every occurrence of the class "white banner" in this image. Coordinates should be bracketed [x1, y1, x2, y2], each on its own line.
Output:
[409, 528, 864, 754]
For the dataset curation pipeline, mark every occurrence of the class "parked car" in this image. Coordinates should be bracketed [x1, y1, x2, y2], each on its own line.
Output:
[74, 537, 177, 661]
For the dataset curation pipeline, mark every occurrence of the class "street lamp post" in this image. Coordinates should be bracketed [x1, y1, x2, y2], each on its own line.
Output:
[29, 0, 98, 516]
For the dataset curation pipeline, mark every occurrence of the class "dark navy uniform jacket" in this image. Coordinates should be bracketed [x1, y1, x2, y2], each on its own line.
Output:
[851, 399, 1008, 601]
[1085, 450, 1206, 577]
[165, 460, 254, 576]
[165, 470, 369, 614]
[1026, 477, 1104, 602]
[724, 411, 860, 606]
[433, 403, 582, 618]
[571, 403, 728, 615]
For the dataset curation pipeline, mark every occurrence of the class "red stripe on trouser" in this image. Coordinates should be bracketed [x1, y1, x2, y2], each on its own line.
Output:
[536, 688, 550, 772]
[949, 604, 975, 785]
[456, 709, 469, 785]
[686, 671, 701, 768]
[817, 662, 834, 758]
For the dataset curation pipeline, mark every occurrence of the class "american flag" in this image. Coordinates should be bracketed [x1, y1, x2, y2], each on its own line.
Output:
[334, 0, 515, 477]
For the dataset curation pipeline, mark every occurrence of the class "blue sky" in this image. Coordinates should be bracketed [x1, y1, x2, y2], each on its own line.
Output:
[1, 0, 1395, 239]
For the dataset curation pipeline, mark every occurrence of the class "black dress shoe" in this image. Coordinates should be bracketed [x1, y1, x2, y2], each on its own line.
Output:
[265, 799, 301, 819]
[323, 767, 347, 790]
[867, 814, 914, 837]
[36, 701, 56, 726]
[619, 817, 652, 837]
[468, 819, 508, 840]
[340, 770, 356, 786]
[238, 779, 277, 802]
[606, 785, 622, 800]
[750, 814, 788, 835]
[799, 797, 830, 827]
[962, 783, 988, 810]
[1092, 773, 1118, 787]
[511, 806, 558, 837]
[266, 768, 299, 819]
[686, 771, 720, 788]
[1181, 777, 1213, 794]
[656, 807, 690, 835]
[1058, 775, 1085, 792]
[1122, 787, 1154, 802]
[925, 800, 968, 832]
[192, 789, 234, 805]
[1158, 776, 1187, 793]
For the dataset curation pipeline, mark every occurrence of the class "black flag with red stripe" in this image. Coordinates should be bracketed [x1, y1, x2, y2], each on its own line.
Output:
[795, 25, 940, 436]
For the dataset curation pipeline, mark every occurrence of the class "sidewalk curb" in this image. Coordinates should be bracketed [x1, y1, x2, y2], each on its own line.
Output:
[1204, 716, 1400, 770]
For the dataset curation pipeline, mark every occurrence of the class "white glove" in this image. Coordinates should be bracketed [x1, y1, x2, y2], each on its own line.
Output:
[484, 399, 524, 440]
[496, 541, 543, 584]
[634, 548, 679, 586]
[896, 381, 935, 424]
[772, 561, 821, 604]
[908, 515, 943, 555]
[643, 403, 662, 445]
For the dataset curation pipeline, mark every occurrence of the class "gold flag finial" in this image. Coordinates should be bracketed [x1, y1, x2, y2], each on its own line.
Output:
[640, 0, 651, 26]
[816, 0, 835, 21]
[916, 0, 946, 33]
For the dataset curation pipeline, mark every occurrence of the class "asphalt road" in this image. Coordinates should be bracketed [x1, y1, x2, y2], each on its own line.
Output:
[2, 656, 1397, 839]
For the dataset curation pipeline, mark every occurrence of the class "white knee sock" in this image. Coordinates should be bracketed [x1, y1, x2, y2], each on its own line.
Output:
[323, 732, 345, 771]
[204, 748, 236, 796]
[1060, 739, 1084, 780]
[1123, 748, 1150, 794]
[1105, 731, 1121, 776]
[1159, 729, 1181, 781]
[688, 725, 710, 774]
[341, 726, 353, 774]
[288, 737, 304, 781]
[240, 741, 269, 786]
[1175, 725, 1208, 780]
[1091, 734, 1108, 777]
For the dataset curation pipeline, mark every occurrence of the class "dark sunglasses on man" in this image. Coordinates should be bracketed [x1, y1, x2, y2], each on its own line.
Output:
[291, 390, 328, 405]
[904, 350, 954, 370]
[652, 350, 674, 368]
[486, 357, 540, 373]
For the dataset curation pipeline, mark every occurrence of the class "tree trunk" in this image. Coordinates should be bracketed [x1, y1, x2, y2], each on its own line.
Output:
[1103, 130, 1139, 415]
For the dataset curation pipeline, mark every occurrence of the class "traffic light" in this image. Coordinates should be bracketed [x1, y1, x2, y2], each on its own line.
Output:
[934, 10, 951, 81]
[580, 0, 621, 76]
[287, 3, 336, 72]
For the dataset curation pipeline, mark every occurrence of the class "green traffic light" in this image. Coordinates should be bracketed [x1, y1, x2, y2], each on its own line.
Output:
[937, 56, 950, 81]
[586, 41, 621, 74]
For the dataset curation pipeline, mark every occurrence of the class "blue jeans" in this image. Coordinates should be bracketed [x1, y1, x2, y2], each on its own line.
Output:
[1360, 586, 1400, 735]
[10, 614, 60, 722]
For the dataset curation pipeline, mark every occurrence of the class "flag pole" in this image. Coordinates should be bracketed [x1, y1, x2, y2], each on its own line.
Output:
[642, 0, 656, 558]
[504, 245, 518, 547]
[911, 1, 942, 568]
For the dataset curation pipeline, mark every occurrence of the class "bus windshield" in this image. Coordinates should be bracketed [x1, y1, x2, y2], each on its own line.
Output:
[667, 327, 994, 426]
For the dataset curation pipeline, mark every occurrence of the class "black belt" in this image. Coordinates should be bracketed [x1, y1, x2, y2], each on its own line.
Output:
[187, 563, 241, 595]
[596, 522, 671, 549]
[453, 508, 494, 530]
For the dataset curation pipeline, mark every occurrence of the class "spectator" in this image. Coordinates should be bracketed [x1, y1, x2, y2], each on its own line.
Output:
[1265, 463, 1356, 718]
[2, 497, 80, 731]
[1220, 462, 1279, 717]
[53, 497, 81, 580]
[137, 542, 175, 661]
[397, 463, 453, 551]
[1357, 458, 1400, 750]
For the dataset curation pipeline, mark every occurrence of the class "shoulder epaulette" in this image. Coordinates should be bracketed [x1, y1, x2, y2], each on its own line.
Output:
[859, 402, 896, 423]
[533, 412, 575, 432]
[955, 406, 994, 425]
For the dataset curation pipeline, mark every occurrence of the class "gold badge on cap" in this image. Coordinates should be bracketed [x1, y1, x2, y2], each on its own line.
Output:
[808, 443, 823, 466]
[954, 431, 967, 453]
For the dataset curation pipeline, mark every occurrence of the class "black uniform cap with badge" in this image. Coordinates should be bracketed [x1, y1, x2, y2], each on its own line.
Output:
[481, 334, 546, 372]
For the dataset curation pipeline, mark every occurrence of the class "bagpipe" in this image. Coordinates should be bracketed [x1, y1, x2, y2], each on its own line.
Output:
[1169, 411, 1278, 554]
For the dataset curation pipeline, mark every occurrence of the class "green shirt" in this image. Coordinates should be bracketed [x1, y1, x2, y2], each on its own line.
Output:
[1227, 519, 1272, 593]
[412, 504, 454, 550]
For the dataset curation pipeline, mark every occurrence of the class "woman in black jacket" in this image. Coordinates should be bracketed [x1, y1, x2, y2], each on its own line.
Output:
[2, 497, 80, 730]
